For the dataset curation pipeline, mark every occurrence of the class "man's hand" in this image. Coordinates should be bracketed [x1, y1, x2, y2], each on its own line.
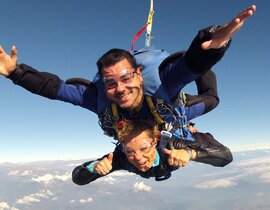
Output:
[0, 45, 18, 77]
[93, 153, 113, 175]
[202, 5, 256, 50]
[163, 148, 192, 167]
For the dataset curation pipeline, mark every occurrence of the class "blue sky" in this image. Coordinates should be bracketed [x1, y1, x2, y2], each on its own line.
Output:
[0, 0, 269, 162]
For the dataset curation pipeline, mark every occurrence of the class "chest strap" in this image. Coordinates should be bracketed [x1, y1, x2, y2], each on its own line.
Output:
[111, 95, 165, 127]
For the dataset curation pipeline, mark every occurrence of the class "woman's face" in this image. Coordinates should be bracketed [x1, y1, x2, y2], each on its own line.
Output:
[123, 130, 157, 172]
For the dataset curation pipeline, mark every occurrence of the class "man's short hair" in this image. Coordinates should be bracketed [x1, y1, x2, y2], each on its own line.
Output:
[97, 49, 139, 76]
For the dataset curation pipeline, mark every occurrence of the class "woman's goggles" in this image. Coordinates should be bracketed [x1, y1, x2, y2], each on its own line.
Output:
[123, 140, 156, 158]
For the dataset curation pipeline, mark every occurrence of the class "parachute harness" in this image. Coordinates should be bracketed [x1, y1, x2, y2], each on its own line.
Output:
[145, 94, 195, 150]
[106, 94, 194, 144]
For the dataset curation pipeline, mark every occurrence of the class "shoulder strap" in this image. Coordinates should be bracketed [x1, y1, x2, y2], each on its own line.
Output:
[111, 103, 119, 121]
[145, 95, 164, 125]
[111, 102, 121, 136]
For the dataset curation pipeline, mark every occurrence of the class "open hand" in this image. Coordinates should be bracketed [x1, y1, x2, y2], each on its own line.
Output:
[202, 5, 256, 49]
[0, 45, 18, 77]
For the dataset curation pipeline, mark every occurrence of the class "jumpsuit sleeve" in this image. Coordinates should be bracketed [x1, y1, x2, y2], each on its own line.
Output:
[184, 26, 231, 74]
[185, 70, 220, 120]
[191, 132, 233, 167]
[167, 133, 233, 167]
[160, 26, 230, 101]
[8, 64, 61, 99]
[72, 149, 125, 185]
[7, 64, 98, 112]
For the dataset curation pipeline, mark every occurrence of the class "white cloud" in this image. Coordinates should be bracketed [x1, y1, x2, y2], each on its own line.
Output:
[231, 144, 270, 152]
[97, 189, 112, 195]
[8, 170, 32, 176]
[195, 155, 270, 189]
[16, 190, 54, 205]
[21, 170, 33, 176]
[260, 172, 270, 183]
[235, 156, 270, 168]
[31, 173, 70, 184]
[79, 198, 93, 203]
[244, 165, 270, 176]
[66, 163, 77, 167]
[54, 174, 70, 181]
[99, 176, 117, 184]
[69, 200, 75, 203]
[133, 182, 151, 192]
[0, 202, 10, 210]
[109, 171, 135, 177]
[195, 177, 239, 189]
[8, 170, 19, 176]
[16, 196, 40, 205]
[95, 171, 134, 184]
[0, 202, 19, 210]
[234, 156, 270, 182]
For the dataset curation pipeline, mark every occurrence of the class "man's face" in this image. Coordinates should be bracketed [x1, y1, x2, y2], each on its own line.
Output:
[123, 130, 157, 172]
[102, 59, 143, 111]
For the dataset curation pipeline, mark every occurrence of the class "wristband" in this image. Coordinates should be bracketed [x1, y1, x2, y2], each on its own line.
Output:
[86, 161, 98, 174]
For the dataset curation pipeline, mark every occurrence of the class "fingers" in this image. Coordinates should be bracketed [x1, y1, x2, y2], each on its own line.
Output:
[202, 5, 256, 50]
[167, 156, 174, 166]
[163, 148, 172, 155]
[172, 158, 188, 167]
[169, 158, 188, 167]
[236, 5, 256, 22]
[0, 45, 5, 54]
[166, 149, 191, 167]
[95, 161, 111, 175]
[107, 152, 113, 164]
[201, 40, 213, 50]
[163, 149, 174, 165]
[173, 160, 188, 167]
[165, 149, 189, 167]
[94, 154, 113, 175]
[11, 45, 18, 64]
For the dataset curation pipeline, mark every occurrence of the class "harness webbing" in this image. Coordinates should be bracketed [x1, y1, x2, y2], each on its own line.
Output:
[145, 95, 164, 125]
[110, 95, 164, 126]
[111, 103, 119, 131]
[111, 103, 119, 121]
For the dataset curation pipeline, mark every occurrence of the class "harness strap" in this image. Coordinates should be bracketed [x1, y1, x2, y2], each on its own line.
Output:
[111, 103, 119, 121]
[145, 96, 164, 125]
[111, 103, 120, 133]
[111, 96, 164, 126]
[181, 92, 187, 105]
